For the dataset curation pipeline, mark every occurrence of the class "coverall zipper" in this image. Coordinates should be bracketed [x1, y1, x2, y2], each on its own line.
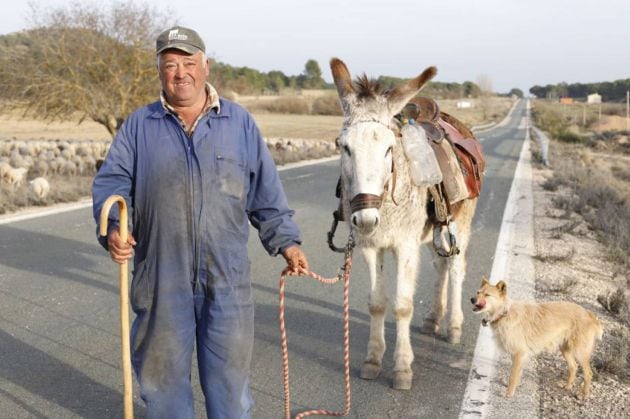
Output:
[186, 135, 198, 291]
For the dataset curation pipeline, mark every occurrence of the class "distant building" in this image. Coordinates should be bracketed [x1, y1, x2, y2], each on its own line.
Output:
[587, 93, 602, 104]
[456, 100, 472, 109]
[560, 97, 574, 104]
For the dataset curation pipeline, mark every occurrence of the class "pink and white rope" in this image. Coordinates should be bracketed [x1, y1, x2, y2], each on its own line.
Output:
[279, 254, 353, 419]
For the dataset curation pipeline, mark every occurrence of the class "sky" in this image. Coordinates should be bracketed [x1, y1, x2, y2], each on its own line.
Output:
[2, 0, 629, 94]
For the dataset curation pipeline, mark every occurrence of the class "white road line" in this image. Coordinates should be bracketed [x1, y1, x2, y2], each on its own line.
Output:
[459, 100, 537, 417]
[0, 199, 93, 225]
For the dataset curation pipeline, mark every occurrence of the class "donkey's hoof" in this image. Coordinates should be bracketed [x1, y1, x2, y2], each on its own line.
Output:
[448, 328, 462, 344]
[421, 319, 439, 335]
[392, 370, 413, 390]
[360, 361, 381, 380]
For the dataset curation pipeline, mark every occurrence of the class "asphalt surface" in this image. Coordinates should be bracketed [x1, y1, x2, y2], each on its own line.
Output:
[0, 100, 529, 418]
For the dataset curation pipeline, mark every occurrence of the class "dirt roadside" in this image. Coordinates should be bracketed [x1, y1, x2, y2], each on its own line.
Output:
[530, 140, 629, 418]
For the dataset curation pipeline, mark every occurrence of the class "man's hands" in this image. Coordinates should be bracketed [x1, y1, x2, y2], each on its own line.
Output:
[281, 245, 309, 275]
[107, 229, 136, 264]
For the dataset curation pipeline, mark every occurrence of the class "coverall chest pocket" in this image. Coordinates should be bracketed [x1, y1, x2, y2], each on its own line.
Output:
[215, 147, 246, 201]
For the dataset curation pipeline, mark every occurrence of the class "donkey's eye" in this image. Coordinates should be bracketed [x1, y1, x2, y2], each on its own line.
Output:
[343, 145, 351, 156]
[386, 146, 392, 157]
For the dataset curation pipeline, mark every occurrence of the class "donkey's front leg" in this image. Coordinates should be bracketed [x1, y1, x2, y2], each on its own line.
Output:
[392, 243, 420, 390]
[360, 247, 387, 380]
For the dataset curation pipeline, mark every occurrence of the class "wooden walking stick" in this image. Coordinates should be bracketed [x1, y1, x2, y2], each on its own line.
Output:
[100, 195, 133, 419]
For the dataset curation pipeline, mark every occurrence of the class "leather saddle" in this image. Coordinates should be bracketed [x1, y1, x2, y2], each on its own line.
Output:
[406, 97, 485, 200]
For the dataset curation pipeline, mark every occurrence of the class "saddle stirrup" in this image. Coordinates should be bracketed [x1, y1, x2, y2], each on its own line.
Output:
[433, 221, 460, 257]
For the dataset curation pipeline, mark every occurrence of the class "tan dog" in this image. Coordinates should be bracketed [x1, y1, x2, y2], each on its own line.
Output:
[471, 278, 603, 399]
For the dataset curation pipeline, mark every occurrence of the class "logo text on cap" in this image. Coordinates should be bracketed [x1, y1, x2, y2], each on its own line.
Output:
[168, 29, 188, 41]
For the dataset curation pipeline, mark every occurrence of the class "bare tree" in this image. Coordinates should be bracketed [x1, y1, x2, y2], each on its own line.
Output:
[475, 74, 495, 121]
[0, 1, 175, 137]
[475, 74, 494, 96]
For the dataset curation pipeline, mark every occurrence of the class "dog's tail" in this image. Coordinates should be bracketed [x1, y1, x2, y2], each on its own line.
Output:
[589, 311, 604, 340]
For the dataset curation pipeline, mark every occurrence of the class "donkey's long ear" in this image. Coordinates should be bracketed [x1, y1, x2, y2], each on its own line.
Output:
[330, 58, 355, 113]
[387, 66, 437, 116]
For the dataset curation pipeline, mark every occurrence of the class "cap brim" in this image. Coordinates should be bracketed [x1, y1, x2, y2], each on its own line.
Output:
[156, 43, 202, 55]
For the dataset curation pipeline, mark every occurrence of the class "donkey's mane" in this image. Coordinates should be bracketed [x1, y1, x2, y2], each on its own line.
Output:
[353, 74, 386, 99]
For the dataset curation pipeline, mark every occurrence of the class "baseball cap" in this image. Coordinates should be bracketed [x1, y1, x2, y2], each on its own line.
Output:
[156, 26, 205, 55]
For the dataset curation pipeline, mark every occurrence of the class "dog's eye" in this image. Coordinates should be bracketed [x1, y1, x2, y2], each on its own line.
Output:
[484, 294, 490, 297]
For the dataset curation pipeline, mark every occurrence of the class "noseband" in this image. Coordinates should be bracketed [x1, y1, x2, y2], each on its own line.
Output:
[350, 193, 383, 212]
[345, 119, 400, 213]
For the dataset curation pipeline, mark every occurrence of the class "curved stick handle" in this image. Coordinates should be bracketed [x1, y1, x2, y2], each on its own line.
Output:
[100, 195, 133, 419]
[100, 195, 128, 243]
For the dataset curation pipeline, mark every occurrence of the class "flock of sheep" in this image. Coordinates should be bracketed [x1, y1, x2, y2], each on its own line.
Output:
[0, 138, 111, 200]
[0, 136, 336, 207]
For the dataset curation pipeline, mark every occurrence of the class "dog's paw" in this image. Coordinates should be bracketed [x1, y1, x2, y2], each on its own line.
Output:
[578, 388, 590, 401]
[557, 380, 573, 390]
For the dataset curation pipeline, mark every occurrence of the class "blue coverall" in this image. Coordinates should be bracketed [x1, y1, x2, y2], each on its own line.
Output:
[92, 98, 302, 418]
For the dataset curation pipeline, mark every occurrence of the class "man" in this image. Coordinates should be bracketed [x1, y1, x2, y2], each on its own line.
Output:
[92, 26, 309, 418]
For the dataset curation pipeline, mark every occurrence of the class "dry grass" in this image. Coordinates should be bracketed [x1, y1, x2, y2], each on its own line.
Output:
[533, 101, 630, 268]
[547, 154, 630, 268]
[0, 175, 93, 215]
[438, 97, 514, 127]
[0, 112, 112, 141]
[597, 288, 630, 323]
[244, 97, 310, 115]
[533, 247, 576, 263]
[251, 113, 342, 141]
[594, 327, 629, 380]
[535, 278, 578, 294]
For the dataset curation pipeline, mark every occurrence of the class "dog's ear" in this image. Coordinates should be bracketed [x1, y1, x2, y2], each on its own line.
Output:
[496, 280, 507, 295]
[481, 276, 489, 286]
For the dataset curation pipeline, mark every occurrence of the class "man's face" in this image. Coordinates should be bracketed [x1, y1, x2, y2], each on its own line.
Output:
[158, 49, 209, 107]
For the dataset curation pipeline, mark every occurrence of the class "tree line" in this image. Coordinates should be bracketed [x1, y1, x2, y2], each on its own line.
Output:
[0, 1, 485, 137]
[530, 79, 630, 102]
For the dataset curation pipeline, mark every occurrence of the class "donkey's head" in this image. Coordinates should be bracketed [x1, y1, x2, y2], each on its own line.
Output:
[331, 58, 436, 235]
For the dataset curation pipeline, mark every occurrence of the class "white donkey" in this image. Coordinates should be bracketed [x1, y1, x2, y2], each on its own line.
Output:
[330, 58, 478, 389]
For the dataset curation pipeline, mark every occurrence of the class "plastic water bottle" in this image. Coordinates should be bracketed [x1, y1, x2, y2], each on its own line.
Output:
[401, 124, 442, 186]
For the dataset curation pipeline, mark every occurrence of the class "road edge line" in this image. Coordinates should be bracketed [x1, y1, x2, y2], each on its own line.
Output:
[459, 99, 537, 417]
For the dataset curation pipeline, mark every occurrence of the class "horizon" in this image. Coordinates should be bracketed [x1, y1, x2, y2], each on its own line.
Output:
[2, 0, 629, 94]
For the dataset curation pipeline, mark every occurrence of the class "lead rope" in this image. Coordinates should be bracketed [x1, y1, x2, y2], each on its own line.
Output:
[279, 235, 355, 419]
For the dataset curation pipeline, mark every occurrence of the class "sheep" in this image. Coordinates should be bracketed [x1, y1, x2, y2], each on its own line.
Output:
[83, 155, 97, 173]
[32, 160, 49, 177]
[29, 177, 50, 199]
[0, 161, 12, 181]
[63, 160, 77, 176]
[6, 167, 28, 187]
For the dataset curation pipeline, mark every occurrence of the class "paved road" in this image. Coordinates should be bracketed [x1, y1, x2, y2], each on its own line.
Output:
[0, 100, 529, 418]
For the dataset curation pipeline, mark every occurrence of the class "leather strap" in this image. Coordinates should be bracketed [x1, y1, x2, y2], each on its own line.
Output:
[350, 193, 383, 212]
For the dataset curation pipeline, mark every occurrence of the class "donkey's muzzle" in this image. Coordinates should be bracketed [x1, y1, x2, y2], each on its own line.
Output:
[349, 193, 383, 213]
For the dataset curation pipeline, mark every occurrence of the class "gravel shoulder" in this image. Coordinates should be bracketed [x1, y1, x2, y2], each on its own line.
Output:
[531, 141, 629, 418]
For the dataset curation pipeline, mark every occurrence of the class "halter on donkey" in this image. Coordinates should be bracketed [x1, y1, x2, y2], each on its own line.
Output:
[330, 58, 480, 390]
